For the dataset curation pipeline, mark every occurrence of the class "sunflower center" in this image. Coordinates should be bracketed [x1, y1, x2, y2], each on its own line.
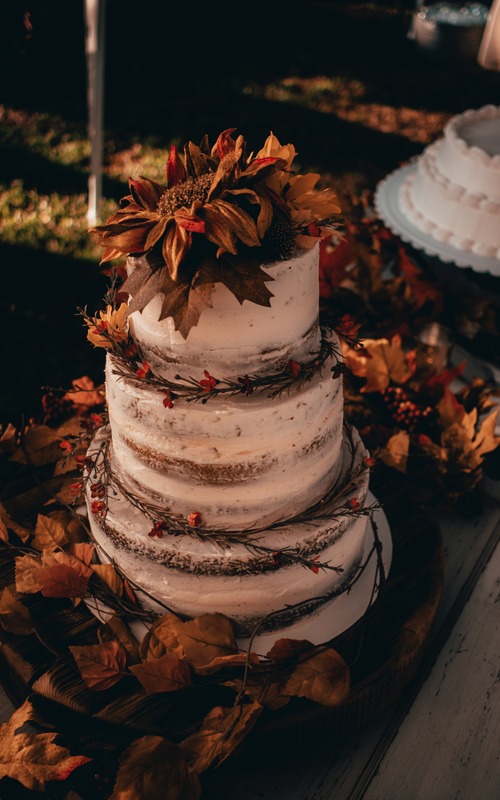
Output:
[157, 172, 214, 216]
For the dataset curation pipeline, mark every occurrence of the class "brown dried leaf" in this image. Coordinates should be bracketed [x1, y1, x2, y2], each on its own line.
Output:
[92, 563, 123, 596]
[130, 652, 192, 694]
[32, 513, 69, 552]
[283, 647, 350, 706]
[9, 424, 62, 466]
[345, 336, 414, 393]
[70, 641, 126, 691]
[36, 564, 89, 602]
[224, 677, 290, 710]
[379, 430, 410, 473]
[15, 554, 43, 594]
[196, 651, 260, 676]
[66, 542, 95, 566]
[141, 612, 238, 672]
[181, 701, 262, 773]
[0, 704, 91, 792]
[0, 587, 34, 635]
[110, 735, 201, 800]
[0, 422, 18, 453]
[98, 617, 141, 665]
[475, 408, 500, 458]
[158, 272, 214, 340]
[0, 518, 8, 542]
[266, 638, 314, 663]
[43, 509, 87, 545]
[0, 503, 31, 543]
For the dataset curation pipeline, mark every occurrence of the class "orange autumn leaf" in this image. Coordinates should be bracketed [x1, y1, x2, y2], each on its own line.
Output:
[110, 735, 201, 800]
[70, 641, 126, 690]
[31, 513, 69, 552]
[0, 503, 31, 543]
[283, 647, 350, 706]
[91, 563, 123, 597]
[398, 245, 443, 312]
[0, 587, 34, 635]
[130, 653, 192, 694]
[474, 407, 500, 459]
[437, 387, 466, 429]
[42, 509, 88, 545]
[141, 612, 238, 672]
[0, 422, 18, 453]
[66, 542, 95, 566]
[0, 701, 91, 791]
[0, 518, 8, 542]
[63, 376, 104, 412]
[345, 335, 415, 393]
[181, 701, 262, 773]
[9, 424, 62, 467]
[379, 430, 410, 474]
[224, 676, 290, 710]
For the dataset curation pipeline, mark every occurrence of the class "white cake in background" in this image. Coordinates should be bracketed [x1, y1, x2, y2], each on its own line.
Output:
[400, 104, 500, 259]
[86, 244, 385, 643]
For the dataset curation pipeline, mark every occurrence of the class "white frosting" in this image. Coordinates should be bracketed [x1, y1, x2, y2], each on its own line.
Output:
[401, 105, 500, 260]
[106, 345, 344, 530]
[129, 245, 321, 378]
[86, 428, 372, 635]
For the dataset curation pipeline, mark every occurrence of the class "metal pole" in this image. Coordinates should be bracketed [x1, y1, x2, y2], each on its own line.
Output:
[84, 0, 106, 227]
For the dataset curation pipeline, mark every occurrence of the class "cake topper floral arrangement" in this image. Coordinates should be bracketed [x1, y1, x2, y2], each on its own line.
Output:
[89, 128, 341, 337]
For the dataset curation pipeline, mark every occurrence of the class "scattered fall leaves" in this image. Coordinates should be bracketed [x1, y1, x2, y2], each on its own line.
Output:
[70, 640, 127, 691]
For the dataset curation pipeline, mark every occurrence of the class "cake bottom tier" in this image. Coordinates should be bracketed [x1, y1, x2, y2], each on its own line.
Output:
[85, 426, 391, 642]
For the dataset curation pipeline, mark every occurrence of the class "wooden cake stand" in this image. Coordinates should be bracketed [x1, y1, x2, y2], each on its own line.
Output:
[0, 463, 443, 796]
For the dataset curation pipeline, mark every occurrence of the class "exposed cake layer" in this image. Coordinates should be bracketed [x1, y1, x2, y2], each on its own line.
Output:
[438, 105, 500, 200]
[128, 245, 321, 379]
[106, 340, 344, 530]
[400, 140, 500, 259]
[86, 426, 372, 636]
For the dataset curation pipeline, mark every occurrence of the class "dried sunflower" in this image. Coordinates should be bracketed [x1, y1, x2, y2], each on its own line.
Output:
[89, 129, 341, 337]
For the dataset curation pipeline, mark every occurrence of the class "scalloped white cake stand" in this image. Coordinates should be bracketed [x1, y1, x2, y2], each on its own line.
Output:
[374, 164, 500, 277]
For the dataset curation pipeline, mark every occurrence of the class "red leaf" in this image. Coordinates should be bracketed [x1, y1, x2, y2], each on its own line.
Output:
[215, 128, 237, 159]
[166, 145, 187, 187]
[37, 564, 89, 599]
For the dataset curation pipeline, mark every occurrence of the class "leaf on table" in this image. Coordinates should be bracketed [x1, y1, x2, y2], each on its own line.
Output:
[43, 509, 88, 545]
[0, 587, 34, 635]
[474, 407, 500, 458]
[98, 617, 141, 665]
[66, 541, 95, 566]
[266, 637, 314, 663]
[0, 503, 31, 543]
[0, 705, 91, 792]
[437, 386, 466, 429]
[36, 564, 89, 603]
[130, 652, 192, 694]
[110, 735, 201, 800]
[15, 554, 43, 593]
[282, 647, 350, 706]
[195, 651, 260, 676]
[181, 701, 262, 773]
[9, 424, 62, 466]
[91, 563, 123, 597]
[63, 376, 105, 412]
[224, 676, 290, 710]
[32, 513, 69, 552]
[70, 641, 127, 691]
[141, 612, 238, 672]
[379, 430, 410, 474]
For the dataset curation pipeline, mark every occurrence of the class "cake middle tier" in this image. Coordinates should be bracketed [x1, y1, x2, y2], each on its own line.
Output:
[105, 348, 345, 530]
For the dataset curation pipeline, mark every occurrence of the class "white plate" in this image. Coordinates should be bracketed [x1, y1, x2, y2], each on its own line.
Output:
[374, 164, 500, 277]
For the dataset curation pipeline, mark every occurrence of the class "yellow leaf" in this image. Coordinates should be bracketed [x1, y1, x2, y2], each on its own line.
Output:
[92, 563, 123, 597]
[110, 735, 201, 800]
[379, 430, 410, 473]
[283, 647, 350, 706]
[0, 587, 34, 635]
[32, 513, 69, 552]
[181, 701, 262, 773]
[344, 336, 414, 393]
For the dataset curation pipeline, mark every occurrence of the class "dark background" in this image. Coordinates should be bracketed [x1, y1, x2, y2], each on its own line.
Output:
[1, 0, 500, 428]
